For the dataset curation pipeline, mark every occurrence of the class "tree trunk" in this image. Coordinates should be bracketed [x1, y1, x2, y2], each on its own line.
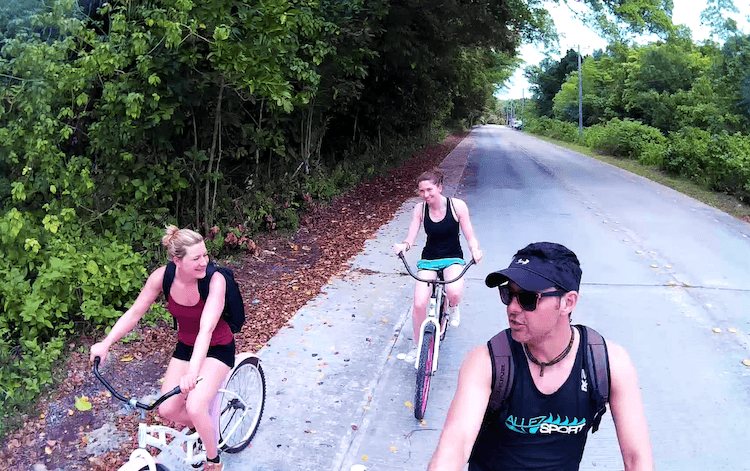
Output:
[204, 76, 225, 232]
[211, 111, 223, 226]
[255, 101, 264, 182]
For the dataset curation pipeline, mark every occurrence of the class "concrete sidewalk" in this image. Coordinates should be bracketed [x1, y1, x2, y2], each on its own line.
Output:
[224, 135, 478, 471]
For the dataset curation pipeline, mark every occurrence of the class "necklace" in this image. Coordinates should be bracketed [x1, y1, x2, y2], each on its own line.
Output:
[524, 326, 575, 377]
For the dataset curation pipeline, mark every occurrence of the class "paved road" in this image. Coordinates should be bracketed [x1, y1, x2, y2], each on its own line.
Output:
[224, 125, 750, 471]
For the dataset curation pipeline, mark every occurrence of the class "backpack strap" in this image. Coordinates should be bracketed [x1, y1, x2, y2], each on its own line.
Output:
[197, 262, 218, 301]
[485, 328, 514, 421]
[582, 325, 610, 433]
[162, 261, 176, 300]
[162, 262, 177, 330]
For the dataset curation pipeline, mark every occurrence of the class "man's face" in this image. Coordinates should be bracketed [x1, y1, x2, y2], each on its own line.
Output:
[503, 282, 567, 344]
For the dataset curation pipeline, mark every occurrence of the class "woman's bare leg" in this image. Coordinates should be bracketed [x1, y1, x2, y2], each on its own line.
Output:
[413, 270, 437, 346]
[185, 357, 231, 460]
[158, 358, 192, 426]
[443, 264, 465, 307]
[444, 264, 465, 326]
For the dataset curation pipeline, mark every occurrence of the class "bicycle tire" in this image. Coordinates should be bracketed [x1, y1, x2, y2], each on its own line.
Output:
[219, 356, 266, 453]
[438, 288, 448, 341]
[414, 323, 436, 420]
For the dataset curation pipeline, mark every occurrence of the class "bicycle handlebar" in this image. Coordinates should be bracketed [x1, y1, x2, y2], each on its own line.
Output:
[93, 356, 181, 411]
[398, 252, 475, 284]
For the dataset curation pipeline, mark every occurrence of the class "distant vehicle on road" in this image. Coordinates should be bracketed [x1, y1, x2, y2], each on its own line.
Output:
[512, 120, 523, 130]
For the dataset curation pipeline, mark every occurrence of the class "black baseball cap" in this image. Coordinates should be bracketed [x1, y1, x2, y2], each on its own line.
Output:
[485, 242, 582, 292]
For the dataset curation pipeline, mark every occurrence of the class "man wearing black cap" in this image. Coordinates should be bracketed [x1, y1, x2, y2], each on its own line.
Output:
[428, 242, 653, 471]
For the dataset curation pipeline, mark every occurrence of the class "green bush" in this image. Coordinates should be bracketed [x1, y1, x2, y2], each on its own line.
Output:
[525, 117, 583, 144]
[0, 207, 146, 424]
[664, 127, 712, 178]
[667, 129, 750, 201]
[584, 118, 668, 165]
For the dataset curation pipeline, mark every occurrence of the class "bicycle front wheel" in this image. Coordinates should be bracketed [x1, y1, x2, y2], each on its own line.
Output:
[219, 356, 266, 453]
[414, 323, 436, 420]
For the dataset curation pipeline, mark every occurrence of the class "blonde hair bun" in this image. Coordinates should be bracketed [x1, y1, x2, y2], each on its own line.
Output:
[162, 225, 203, 259]
[161, 225, 180, 248]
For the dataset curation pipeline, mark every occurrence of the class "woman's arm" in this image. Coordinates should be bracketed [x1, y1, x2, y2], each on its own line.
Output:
[393, 203, 424, 254]
[182, 272, 227, 391]
[452, 198, 482, 262]
[90, 266, 166, 363]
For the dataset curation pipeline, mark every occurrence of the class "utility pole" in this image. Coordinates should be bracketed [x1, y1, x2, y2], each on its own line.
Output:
[578, 45, 583, 137]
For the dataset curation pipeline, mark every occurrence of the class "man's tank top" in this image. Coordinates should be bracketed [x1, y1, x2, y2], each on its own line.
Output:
[421, 198, 464, 260]
[469, 326, 595, 471]
[167, 296, 233, 346]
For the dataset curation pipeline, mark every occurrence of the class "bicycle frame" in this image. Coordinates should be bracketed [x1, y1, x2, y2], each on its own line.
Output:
[399, 253, 475, 373]
[415, 283, 443, 374]
[93, 352, 259, 470]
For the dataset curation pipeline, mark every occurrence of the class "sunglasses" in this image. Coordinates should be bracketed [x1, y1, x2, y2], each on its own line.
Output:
[498, 285, 568, 311]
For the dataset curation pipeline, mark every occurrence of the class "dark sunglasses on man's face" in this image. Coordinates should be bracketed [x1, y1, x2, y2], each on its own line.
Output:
[498, 285, 568, 311]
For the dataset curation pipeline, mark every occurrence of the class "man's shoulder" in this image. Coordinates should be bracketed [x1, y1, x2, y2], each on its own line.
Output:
[603, 339, 631, 371]
[460, 345, 493, 382]
[576, 325, 633, 377]
[466, 344, 491, 364]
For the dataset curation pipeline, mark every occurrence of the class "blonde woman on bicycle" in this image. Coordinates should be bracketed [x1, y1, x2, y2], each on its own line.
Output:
[90, 226, 233, 471]
[393, 168, 482, 361]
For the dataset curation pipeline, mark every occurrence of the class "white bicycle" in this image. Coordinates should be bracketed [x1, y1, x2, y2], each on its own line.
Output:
[93, 353, 266, 471]
[398, 253, 475, 420]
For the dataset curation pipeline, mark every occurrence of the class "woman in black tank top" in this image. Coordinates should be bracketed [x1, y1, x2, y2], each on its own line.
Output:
[393, 168, 483, 360]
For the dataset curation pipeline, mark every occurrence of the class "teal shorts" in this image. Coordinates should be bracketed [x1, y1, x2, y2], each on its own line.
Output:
[417, 258, 466, 271]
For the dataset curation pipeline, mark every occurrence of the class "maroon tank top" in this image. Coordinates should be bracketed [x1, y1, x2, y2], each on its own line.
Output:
[167, 296, 233, 346]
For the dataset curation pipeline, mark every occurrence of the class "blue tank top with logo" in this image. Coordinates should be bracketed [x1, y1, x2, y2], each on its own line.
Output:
[469, 326, 596, 471]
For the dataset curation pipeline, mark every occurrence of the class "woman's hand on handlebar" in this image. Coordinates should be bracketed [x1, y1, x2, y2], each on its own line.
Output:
[90, 342, 110, 364]
[470, 247, 483, 263]
[179, 372, 200, 395]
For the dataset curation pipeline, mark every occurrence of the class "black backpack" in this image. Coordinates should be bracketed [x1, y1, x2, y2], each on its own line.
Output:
[484, 325, 610, 433]
[162, 261, 246, 334]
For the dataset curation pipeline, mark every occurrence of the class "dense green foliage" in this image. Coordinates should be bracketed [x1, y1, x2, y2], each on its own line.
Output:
[0, 0, 43, 42]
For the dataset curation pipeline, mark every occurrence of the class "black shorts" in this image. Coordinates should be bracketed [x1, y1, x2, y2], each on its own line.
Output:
[173, 339, 235, 369]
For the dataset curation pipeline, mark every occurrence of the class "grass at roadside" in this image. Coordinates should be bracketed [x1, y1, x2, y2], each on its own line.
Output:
[531, 134, 750, 224]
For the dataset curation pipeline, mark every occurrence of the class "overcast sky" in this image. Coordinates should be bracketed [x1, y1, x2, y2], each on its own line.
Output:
[496, 0, 750, 100]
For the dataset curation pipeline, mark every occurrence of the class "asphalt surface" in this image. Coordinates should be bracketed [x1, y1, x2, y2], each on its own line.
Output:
[221, 125, 750, 471]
